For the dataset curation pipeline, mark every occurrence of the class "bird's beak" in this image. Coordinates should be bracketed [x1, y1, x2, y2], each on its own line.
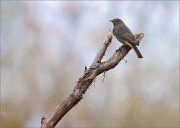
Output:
[109, 20, 113, 22]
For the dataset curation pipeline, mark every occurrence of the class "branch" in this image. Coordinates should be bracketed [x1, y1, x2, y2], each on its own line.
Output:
[40, 32, 144, 128]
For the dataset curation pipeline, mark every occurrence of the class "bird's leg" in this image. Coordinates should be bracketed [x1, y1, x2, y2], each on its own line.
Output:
[116, 47, 122, 52]
[116, 45, 125, 53]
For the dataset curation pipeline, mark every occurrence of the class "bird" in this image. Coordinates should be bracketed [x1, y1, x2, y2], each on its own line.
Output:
[110, 18, 143, 58]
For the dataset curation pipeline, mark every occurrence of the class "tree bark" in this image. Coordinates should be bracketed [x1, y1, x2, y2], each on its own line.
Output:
[40, 32, 144, 128]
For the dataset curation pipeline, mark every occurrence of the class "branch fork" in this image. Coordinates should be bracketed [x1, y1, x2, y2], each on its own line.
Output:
[41, 32, 144, 128]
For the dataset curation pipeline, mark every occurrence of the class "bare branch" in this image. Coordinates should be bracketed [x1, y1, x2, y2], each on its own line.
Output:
[41, 32, 144, 128]
[90, 32, 113, 68]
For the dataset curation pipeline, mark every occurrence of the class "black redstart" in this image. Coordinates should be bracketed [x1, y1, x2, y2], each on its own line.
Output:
[110, 18, 143, 58]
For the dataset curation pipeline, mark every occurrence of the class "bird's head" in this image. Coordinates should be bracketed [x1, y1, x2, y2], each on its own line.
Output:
[110, 18, 124, 26]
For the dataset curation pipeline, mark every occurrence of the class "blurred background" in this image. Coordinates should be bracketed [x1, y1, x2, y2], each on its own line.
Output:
[1, 1, 179, 128]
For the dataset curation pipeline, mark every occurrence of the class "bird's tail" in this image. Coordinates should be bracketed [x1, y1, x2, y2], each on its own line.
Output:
[125, 41, 143, 58]
[132, 45, 143, 58]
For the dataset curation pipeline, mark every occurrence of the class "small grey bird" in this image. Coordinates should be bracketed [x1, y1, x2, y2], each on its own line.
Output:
[110, 18, 143, 58]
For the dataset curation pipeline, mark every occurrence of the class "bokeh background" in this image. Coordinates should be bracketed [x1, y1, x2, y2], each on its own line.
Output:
[1, 1, 179, 128]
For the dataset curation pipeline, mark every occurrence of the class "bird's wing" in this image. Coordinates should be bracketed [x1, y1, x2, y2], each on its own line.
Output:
[113, 25, 137, 45]
[118, 34, 137, 44]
